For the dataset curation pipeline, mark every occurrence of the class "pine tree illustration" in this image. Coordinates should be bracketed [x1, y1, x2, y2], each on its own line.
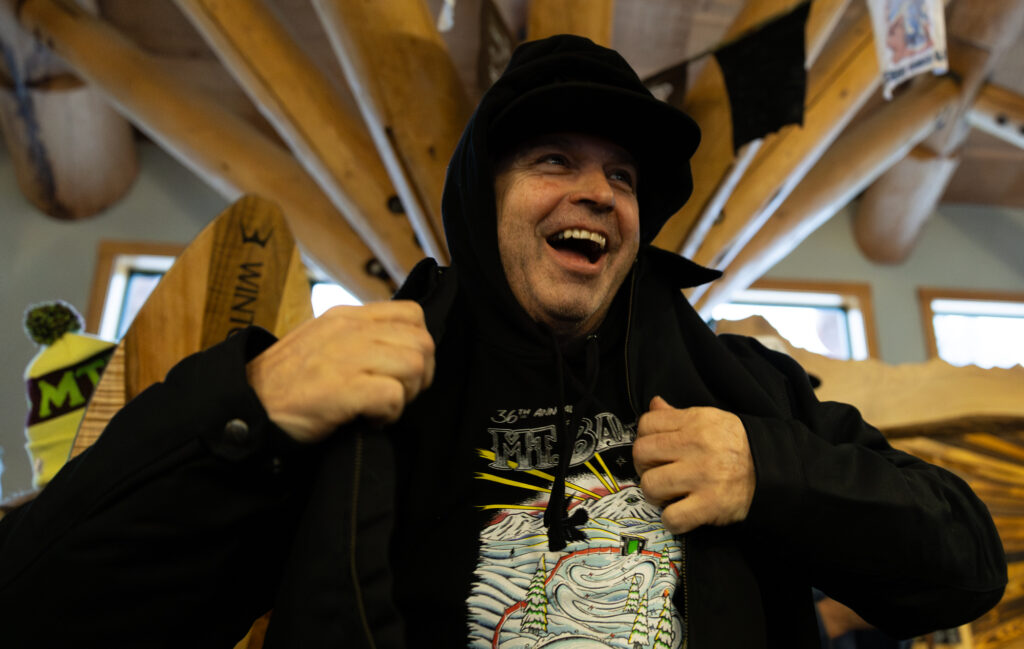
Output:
[627, 591, 650, 649]
[625, 574, 641, 613]
[657, 551, 671, 576]
[651, 589, 675, 649]
[521, 556, 549, 635]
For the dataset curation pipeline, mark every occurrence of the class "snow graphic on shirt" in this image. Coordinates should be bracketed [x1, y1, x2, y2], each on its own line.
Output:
[468, 409, 685, 649]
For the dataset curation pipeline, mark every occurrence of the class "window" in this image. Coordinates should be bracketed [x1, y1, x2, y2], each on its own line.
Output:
[88, 241, 362, 340]
[918, 288, 1024, 369]
[711, 279, 879, 360]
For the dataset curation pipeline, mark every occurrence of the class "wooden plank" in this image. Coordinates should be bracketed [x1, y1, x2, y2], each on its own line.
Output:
[72, 195, 313, 457]
[685, 9, 880, 301]
[172, 0, 425, 283]
[893, 437, 1024, 488]
[714, 316, 1024, 437]
[526, 0, 615, 46]
[13, 0, 393, 302]
[313, 0, 471, 264]
[696, 75, 959, 315]
[968, 83, 1024, 152]
[654, 0, 854, 258]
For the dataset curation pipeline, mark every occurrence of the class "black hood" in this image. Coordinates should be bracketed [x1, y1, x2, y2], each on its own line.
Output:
[440, 34, 717, 341]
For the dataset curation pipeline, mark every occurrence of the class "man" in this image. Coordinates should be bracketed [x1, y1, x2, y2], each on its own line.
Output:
[0, 35, 1006, 648]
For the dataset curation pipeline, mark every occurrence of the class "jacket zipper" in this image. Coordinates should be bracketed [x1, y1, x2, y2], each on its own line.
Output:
[624, 262, 690, 647]
[349, 430, 378, 649]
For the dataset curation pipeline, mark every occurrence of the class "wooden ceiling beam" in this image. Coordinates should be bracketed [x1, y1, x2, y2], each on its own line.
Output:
[854, 0, 1024, 265]
[697, 75, 960, 316]
[171, 0, 423, 283]
[526, 0, 615, 46]
[654, 0, 856, 260]
[685, 9, 880, 306]
[967, 83, 1024, 152]
[313, 0, 472, 264]
[12, 0, 393, 301]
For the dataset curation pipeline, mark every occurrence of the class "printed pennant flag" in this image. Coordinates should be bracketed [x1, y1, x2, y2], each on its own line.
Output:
[478, 0, 518, 90]
[866, 0, 949, 99]
[713, 1, 811, 153]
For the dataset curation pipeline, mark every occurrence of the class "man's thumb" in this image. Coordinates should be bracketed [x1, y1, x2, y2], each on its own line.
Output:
[649, 395, 674, 411]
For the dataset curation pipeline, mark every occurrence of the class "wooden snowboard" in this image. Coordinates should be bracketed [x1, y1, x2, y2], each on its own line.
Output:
[70, 194, 313, 458]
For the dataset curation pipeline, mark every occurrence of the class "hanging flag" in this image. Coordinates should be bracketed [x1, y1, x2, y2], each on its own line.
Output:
[478, 0, 518, 90]
[866, 0, 949, 99]
[713, 1, 811, 153]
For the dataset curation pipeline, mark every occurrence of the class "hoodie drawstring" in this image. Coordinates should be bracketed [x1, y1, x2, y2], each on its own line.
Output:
[544, 333, 601, 551]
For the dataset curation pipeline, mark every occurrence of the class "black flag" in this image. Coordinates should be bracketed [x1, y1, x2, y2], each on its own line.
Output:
[714, 1, 810, 152]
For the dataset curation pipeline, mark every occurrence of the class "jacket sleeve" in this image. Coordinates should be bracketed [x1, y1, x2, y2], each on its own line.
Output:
[0, 327, 316, 648]
[722, 334, 1007, 639]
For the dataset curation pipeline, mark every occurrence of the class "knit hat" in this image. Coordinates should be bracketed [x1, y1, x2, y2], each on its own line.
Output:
[23, 301, 115, 489]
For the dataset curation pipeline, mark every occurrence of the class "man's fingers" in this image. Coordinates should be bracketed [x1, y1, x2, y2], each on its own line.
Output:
[659, 494, 708, 535]
[638, 460, 693, 507]
[325, 300, 427, 327]
[347, 375, 408, 423]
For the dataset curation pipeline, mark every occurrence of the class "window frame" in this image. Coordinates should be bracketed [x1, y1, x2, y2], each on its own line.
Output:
[722, 278, 881, 360]
[85, 240, 184, 334]
[917, 286, 1024, 360]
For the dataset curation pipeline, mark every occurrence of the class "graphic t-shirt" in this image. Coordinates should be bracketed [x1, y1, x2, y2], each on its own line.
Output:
[466, 404, 686, 649]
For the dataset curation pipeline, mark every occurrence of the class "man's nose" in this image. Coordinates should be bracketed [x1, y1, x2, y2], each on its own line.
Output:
[569, 167, 615, 213]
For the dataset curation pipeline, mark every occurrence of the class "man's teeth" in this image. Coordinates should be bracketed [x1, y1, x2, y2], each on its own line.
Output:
[551, 229, 607, 250]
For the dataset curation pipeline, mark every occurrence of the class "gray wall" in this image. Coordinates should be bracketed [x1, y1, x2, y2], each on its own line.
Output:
[1, 142, 1022, 497]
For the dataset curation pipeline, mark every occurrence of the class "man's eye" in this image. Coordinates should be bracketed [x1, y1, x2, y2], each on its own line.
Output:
[609, 169, 636, 189]
[539, 154, 569, 166]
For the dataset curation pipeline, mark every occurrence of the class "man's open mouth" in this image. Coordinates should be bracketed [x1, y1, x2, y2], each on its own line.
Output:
[547, 228, 608, 264]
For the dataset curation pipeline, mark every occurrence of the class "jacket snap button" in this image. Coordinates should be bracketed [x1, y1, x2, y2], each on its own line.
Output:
[224, 418, 250, 443]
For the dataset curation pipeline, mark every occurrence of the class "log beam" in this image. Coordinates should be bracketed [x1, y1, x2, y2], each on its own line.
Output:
[967, 83, 1024, 152]
[0, 0, 136, 219]
[854, 0, 1024, 264]
[172, 0, 423, 283]
[526, 0, 614, 46]
[686, 9, 881, 307]
[697, 75, 960, 316]
[313, 0, 472, 264]
[13, 0, 393, 301]
[853, 147, 961, 264]
[654, 0, 853, 258]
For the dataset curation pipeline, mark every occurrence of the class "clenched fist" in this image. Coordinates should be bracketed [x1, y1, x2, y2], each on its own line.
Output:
[246, 301, 435, 443]
[633, 396, 756, 534]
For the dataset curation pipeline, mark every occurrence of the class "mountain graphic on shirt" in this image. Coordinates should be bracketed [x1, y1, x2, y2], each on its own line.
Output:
[468, 486, 684, 649]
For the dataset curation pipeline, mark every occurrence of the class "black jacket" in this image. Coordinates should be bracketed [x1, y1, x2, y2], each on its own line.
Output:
[0, 251, 1006, 648]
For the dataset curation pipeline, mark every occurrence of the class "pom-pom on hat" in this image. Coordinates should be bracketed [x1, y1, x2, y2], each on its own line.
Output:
[487, 35, 701, 243]
[24, 300, 84, 346]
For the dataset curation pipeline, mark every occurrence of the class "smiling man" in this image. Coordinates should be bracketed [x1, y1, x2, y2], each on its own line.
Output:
[0, 35, 1006, 649]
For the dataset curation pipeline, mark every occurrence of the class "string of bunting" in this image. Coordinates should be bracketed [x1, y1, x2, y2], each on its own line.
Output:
[475, 0, 950, 156]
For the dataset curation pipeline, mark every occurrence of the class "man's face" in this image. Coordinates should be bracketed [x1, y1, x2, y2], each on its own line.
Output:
[494, 132, 641, 339]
